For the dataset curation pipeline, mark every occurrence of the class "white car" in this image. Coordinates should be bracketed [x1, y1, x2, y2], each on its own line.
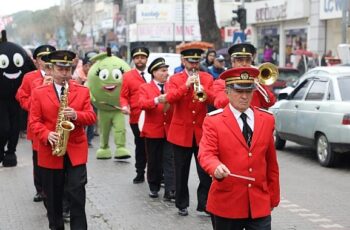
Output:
[146, 53, 181, 75]
[270, 66, 350, 167]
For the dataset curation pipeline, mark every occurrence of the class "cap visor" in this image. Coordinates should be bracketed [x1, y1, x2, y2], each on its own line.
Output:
[186, 58, 200, 63]
[231, 83, 255, 90]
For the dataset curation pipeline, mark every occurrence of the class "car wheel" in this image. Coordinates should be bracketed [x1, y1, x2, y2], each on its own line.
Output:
[275, 131, 286, 150]
[316, 134, 337, 167]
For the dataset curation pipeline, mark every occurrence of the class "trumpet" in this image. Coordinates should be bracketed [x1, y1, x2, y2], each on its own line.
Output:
[255, 62, 279, 103]
[191, 68, 207, 102]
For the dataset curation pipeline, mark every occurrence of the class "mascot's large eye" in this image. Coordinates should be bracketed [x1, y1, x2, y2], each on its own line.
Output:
[13, 53, 24, 67]
[112, 69, 123, 80]
[98, 69, 109, 80]
[0, 54, 10, 69]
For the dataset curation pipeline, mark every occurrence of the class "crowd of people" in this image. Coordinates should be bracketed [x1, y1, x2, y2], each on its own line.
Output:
[8, 41, 280, 230]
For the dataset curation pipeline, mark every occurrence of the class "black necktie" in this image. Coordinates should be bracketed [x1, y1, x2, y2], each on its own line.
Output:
[60, 86, 65, 101]
[240, 113, 253, 147]
[140, 72, 146, 82]
[158, 83, 164, 94]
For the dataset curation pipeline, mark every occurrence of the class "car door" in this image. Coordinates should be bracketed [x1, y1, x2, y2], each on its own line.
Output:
[296, 77, 329, 140]
[276, 78, 312, 136]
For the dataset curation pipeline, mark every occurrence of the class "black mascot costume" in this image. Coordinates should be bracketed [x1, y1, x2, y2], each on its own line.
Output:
[0, 30, 36, 167]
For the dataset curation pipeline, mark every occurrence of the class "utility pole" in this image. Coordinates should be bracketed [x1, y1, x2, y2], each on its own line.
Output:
[341, 0, 349, 43]
[182, 0, 185, 43]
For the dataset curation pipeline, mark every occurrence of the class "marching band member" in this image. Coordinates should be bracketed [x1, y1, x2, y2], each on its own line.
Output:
[165, 48, 215, 216]
[139, 57, 175, 201]
[213, 43, 276, 109]
[29, 50, 96, 230]
[120, 47, 150, 184]
[16, 44, 56, 202]
[198, 67, 280, 230]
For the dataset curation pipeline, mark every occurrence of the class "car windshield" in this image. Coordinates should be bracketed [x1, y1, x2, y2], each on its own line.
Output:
[338, 77, 350, 101]
[279, 69, 301, 86]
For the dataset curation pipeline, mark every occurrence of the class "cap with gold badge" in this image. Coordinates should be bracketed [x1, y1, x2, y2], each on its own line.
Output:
[131, 47, 150, 58]
[33, 45, 56, 59]
[228, 43, 256, 58]
[180, 48, 204, 63]
[147, 57, 169, 75]
[47, 50, 76, 67]
[219, 67, 259, 90]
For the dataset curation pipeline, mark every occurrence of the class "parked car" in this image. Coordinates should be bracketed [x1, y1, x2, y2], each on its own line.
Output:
[269, 66, 350, 167]
[268, 67, 301, 96]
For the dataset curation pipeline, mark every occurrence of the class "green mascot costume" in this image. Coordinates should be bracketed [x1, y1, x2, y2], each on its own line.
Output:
[87, 48, 131, 159]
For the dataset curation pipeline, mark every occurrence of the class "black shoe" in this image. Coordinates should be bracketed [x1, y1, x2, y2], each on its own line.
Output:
[149, 191, 159, 198]
[163, 191, 175, 202]
[178, 208, 188, 216]
[62, 211, 70, 223]
[33, 193, 43, 202]
[88, 143, 93, 148]
[133, 174, 145, 184]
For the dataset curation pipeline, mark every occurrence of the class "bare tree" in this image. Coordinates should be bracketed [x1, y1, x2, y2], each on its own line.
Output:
[198, 0, 222, 49]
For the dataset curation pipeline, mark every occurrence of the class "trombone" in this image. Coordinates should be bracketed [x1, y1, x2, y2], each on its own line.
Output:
[255, 62, 279, 103]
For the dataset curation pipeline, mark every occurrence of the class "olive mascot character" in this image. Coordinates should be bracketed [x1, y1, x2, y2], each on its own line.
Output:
[87, 48, 131, 159]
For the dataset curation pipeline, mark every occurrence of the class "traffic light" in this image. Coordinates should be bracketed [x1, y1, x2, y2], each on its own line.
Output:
[232, 7, 247, 31]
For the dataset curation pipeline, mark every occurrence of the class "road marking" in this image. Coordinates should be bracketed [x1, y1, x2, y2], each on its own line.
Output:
[289, 208, 310, 212]
[280, 204, 299, 208]
[320, 224, 344, 228]
[309, 218, 331, 223]
[299, 213, 320, 217]
[280, 199, 290, 203]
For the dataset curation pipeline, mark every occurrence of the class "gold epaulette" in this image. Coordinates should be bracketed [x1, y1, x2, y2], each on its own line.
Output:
[207, 108, 223, 116]
[255, 107, 273, 115]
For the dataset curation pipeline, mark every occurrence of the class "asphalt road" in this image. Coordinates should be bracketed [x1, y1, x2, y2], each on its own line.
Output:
[0, 131, 349, 230]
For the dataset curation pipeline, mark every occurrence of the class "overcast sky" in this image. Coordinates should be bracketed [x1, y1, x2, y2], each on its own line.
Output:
[0, 0, 59, 16]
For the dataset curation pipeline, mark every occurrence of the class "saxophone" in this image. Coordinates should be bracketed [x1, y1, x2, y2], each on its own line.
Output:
[52, 81, 75, 157]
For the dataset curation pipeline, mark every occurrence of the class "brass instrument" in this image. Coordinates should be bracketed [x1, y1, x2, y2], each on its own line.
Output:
[191, 69, 207, 102]
[256, 62, 279, 103]
[52, 81, 75, 157]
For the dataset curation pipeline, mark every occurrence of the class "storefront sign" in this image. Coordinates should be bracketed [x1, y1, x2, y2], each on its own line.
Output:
[246, 0, 310, 24]
[319, 0, 343, 19]
[136, 4, 175, 23]
[256, 2, 287, 22]
[128, 23, 201, 42]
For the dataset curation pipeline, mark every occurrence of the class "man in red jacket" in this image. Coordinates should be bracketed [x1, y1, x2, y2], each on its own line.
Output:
[139, 57, 175, 201]
[198, 67, 280, 230]
[213, 43, 276, 109]
[165, 48, 215, 216]
[16, 44, 56, 202]
[120, 46, 150, 184]
[30, 50, 96, 230]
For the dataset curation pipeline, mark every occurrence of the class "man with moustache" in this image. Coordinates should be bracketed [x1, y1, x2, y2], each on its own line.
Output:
[120, 47, 150, 184]
[213, 43, 276, 109]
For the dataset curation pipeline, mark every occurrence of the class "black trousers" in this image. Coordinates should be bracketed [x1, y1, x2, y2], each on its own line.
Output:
[130, 123, 147, 175]
[0, 100, 21, 155]
[41, 155, 87, 230]
[32, 149, 42, 194]
[173, 140, 211, 211]
[213, 215, 271, 230]
[145, 138, 175, 192]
